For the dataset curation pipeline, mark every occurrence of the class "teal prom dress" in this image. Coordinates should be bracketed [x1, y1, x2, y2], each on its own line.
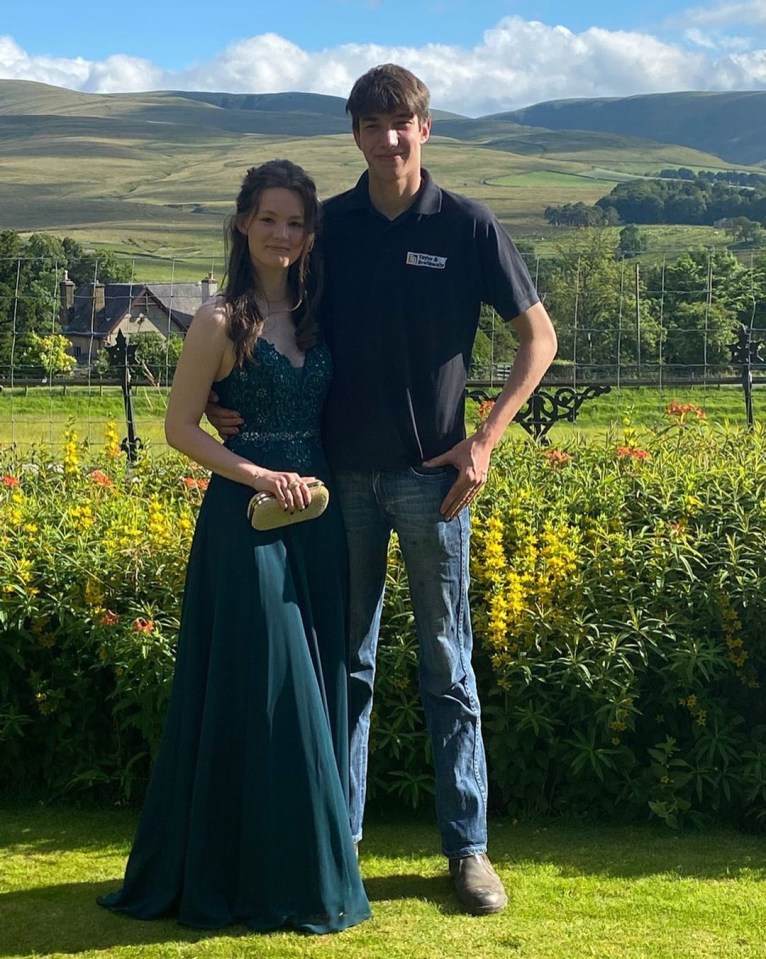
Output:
[99, 338, 371, 934]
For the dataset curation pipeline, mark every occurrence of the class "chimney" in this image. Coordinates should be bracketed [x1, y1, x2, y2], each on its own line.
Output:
[90, 282, 105, 319]
[59, 270, 75, 327]
[201, 271, 218, 301]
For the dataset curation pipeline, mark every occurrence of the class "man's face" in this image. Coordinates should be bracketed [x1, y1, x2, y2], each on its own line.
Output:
[353, 110, 431, 185]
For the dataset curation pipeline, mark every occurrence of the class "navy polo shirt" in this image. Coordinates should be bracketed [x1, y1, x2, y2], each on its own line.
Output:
[320, 169, 539, 471]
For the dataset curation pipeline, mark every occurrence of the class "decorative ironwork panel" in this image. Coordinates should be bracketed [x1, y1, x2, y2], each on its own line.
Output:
[467, 384, 612, 443]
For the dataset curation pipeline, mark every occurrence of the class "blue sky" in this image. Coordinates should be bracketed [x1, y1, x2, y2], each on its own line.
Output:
[0, 0, 764, 114]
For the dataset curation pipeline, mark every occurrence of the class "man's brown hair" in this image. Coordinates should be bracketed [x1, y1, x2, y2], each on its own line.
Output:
[345, 63, 430, 131]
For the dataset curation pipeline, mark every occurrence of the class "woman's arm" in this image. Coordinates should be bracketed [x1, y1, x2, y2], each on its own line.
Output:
[164, 303, 313, 509]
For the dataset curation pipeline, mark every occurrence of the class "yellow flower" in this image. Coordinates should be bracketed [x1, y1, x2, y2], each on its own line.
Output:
[147, 495, 174, 548]
[84, 577, 105, 608]
[104, 420, 122, 459]
[63, 426, 81, 479]
[488, 591, 509, 650]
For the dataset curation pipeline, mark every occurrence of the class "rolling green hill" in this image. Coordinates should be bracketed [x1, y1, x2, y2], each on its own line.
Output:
[495, 91, 766, 167]
[0, 79, 761, 270]
[0, 81, 461, 133]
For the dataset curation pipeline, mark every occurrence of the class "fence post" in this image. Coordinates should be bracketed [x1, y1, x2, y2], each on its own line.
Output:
[105, 330, 142, 462]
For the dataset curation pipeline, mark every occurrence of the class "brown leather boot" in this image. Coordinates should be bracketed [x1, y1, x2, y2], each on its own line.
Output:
[449, 853, 508, 915]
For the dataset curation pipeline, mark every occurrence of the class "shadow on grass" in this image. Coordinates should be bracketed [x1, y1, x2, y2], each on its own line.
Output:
[0, 874, 460, 957]
[362, 873, 460, 914]
[357, 816, 766, 882]
[0, 880, 255, 958]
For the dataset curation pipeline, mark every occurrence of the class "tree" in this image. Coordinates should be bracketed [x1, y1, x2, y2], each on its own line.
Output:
[91, 332, 184, 382]
[64, 239, 134, 286]
[726, 218, 766, 247]
[471, 304, 518, 378]
[0, 230, 55, 339]
[12, 331, 76, 379]
[644, 250, 766, 373]
[541, 229, 659, 377]
[664, 192, 707, 225]
[618, 225, 648, 259]
[544, 202, 609, 227]
[133, 331, 184, 383]
[598, 183, 665, 224]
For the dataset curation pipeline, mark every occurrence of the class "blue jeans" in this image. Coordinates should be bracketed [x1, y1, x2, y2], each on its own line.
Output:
[333, 466, 488, 859]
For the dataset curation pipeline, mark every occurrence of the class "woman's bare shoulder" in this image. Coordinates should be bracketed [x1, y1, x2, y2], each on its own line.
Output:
[191, 296, 230, 330]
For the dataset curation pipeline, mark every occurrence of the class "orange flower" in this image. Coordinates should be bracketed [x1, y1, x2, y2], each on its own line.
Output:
[545, 449, 572, 465]
[88, 470, 114, 488]
[99, 609, 119, 626]
[477, 400, 495, 422]
[2, 475, 20, 487]
[616, 446, 650, 461]
[665, 400, 706, 421]
[133, 617, 155, 634]
[182, 476, 209, 490]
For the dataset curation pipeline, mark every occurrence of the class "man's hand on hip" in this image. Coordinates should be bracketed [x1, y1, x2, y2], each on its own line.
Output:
[422, 435, 492, 521]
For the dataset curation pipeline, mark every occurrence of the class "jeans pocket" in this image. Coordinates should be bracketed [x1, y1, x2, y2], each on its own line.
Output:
[407, 465, 456, 480]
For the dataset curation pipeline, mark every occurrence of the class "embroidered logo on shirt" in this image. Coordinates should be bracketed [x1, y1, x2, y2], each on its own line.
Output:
[406, 252, 447, 269]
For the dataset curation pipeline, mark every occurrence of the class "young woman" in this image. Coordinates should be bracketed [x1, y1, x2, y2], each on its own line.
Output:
[99, 160, 370, 934]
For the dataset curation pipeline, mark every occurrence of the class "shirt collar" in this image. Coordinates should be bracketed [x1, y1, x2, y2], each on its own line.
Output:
[346, 168, 442, 217]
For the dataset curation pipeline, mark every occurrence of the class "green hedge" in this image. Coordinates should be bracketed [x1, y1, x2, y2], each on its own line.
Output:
[1, 413, 765, 826]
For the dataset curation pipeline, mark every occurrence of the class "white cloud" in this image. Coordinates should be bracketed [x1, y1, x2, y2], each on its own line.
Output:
[0, 15, 764, 115]
[685, 27, 720, 49]
[680, 0, 766, 28]
[725, 48, 766, 85]
[81, 55, 165, 94]
[0, 35, 90, 88]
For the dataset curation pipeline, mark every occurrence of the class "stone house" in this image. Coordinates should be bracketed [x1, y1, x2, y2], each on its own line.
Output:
[61, 272, 218, 364]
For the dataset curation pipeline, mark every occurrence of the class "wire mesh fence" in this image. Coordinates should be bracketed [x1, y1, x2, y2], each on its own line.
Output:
[1, 245, 765, 449]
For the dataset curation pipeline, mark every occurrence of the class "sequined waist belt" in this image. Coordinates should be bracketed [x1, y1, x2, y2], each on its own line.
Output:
[235, 429, 320, 443]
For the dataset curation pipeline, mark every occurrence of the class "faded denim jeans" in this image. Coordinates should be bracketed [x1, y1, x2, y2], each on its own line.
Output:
[333, 466, 488, 859]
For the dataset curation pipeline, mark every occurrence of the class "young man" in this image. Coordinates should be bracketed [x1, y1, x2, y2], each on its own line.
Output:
[211, 64, 557, 915]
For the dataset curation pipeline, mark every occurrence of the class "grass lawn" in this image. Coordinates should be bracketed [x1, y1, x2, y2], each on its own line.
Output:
[0, 384, 173, 451]
[1, 384, 763, 453]
[1, 805, 765, 959]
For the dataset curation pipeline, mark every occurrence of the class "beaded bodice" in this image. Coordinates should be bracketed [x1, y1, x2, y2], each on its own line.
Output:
[213, 338, 331, 473]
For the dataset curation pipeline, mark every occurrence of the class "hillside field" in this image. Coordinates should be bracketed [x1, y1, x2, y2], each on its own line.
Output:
[0, 78, 756, 273]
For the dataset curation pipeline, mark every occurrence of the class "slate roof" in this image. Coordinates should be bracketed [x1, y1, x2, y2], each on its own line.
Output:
[64, 282, 212, 337]
[144, 283, 210, 332]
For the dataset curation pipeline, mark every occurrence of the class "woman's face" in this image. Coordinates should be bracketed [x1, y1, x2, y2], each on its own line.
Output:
[239, 187, 308, 274]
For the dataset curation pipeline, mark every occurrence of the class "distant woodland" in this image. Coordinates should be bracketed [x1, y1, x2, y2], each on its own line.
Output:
[545, 168, 766, 230]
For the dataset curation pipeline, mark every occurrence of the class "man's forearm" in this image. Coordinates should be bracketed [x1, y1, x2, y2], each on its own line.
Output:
[473, 314, 557, 451]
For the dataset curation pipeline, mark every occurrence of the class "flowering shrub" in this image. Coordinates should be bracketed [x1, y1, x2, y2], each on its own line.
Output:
[0, 424, 207, 800]
[470, 416, 766, 827]
[2, 414, 766, 827]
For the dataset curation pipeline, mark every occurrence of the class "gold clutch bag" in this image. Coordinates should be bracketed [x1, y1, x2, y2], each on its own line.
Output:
[247, 480, 330, 531]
